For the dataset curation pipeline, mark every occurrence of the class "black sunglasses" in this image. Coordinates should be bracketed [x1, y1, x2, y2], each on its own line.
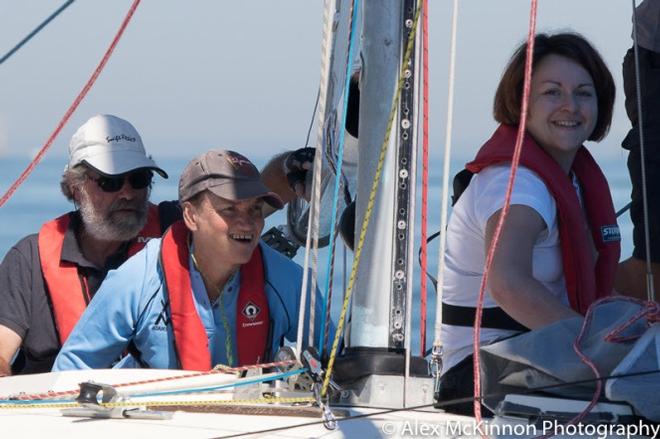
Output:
[89, 169, 153, 193]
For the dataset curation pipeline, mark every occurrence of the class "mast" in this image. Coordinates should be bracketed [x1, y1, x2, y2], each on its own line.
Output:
[333, 0, 433, 408]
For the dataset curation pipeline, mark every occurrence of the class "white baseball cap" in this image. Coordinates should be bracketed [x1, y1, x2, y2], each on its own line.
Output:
[67, 114, 167, 178]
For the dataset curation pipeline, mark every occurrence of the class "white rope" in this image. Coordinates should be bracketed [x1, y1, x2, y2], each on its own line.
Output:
[432, 0, 459, 347]
[296, 0, 337, 352]
[630, 0, 656, 302]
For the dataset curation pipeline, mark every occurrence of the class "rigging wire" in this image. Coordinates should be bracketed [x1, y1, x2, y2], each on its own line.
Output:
[304, 89, 321, 147]
[322, 227, 342, 354]
[0, 0, 76, 66]
[472, 0, 538, 421]
[631, 0, 656, 302]
[431, 0, 459, 359]
[296, 0, 338, 353]
[317, 0, 360, 356]
[418, 0, 430, 358]
[0, 0, 143, 209]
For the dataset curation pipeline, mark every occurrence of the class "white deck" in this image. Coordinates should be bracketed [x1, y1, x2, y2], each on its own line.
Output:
[0, 369, 653, 438]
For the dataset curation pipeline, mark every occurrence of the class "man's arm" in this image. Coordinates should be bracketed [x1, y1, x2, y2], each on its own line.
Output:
[0, 240, 37, 376]
[0, 325, 22, 376]
[261, 148, 315, 217]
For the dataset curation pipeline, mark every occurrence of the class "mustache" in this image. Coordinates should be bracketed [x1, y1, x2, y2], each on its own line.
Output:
[109, 199, 147, 214]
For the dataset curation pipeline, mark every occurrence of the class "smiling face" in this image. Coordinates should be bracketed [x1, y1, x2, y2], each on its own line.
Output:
[184, 191, 265, 271]
[526, 54, 598, 172]
[75, 168, 149, 242]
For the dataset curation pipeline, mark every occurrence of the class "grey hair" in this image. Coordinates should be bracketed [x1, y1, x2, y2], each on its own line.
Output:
[60, 165, 87, 202]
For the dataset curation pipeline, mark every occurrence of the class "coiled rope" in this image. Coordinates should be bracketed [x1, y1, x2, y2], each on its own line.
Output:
[536, 296, 660, 439]
[0, 0, 142, 209]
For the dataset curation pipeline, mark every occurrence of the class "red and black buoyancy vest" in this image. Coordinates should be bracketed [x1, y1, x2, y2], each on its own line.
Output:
[38, 203, 162, 344]
[466, 124, 620, 314]
[160, 221, 270, 370]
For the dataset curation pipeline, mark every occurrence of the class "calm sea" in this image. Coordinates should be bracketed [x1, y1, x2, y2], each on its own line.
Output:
[0, 154, 635, 258]
[0, 154, 635, 352]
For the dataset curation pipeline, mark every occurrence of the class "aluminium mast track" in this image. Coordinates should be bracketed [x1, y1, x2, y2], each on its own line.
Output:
[389, 0, 418, 350]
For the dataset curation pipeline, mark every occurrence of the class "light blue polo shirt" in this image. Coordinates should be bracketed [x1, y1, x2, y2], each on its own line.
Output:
[53, 239, 328, 370]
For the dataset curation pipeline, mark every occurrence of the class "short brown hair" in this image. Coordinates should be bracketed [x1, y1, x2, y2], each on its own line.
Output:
[493, 32, 615, 142]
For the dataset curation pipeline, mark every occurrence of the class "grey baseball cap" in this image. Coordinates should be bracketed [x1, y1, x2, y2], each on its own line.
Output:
[178, 149, 283, 209]
[67, 114, 167, 178]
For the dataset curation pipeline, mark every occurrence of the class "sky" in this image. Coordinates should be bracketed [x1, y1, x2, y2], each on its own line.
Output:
[0, 0, 635, 165]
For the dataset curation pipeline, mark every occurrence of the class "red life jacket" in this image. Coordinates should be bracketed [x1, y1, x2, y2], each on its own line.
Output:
[160, 221, 270, 370]
[38, 203, 161, 344]
[466, 124, 620, 314]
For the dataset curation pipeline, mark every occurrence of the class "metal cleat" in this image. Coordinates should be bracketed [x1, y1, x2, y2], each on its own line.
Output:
[61, 381, 172, 420]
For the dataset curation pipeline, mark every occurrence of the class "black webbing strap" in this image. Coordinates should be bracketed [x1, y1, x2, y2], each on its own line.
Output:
[442, 302, 529, 332]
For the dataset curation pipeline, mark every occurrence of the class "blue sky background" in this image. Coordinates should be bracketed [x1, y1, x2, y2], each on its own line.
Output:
[0, 1, 642, 295]
[0, 1, 634, 164]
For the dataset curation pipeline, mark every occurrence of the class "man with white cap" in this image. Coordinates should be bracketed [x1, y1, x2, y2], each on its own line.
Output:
[54, 149, 329, 370]
[0, 114, 178, 375]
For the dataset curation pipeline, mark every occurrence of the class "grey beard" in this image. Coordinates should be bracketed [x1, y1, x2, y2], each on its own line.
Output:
[78, 191, 148, 242]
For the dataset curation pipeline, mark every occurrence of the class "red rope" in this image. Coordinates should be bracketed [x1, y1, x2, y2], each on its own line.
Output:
[419, 0, 429, 357]
[604, 297, 660, 343]
[0, 0, 142, 209]
[473, 0, 538, 423]
[2, 359, 298, 401]
[536, 297, 658, 439]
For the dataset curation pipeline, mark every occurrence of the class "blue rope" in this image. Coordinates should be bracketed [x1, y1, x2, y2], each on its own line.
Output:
[0, 368, 308, 405]
[130, 367, 308, 398]
[0, 0, 76, 66]
[317, 0, 361, 356]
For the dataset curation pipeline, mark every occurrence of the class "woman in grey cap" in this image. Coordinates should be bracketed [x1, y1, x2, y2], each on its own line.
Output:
[54, 149, 330, 370]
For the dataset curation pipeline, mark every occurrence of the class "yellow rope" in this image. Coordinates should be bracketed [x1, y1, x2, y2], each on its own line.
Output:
[321, 0, 424, 397]
[0, 396, 315, 410]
